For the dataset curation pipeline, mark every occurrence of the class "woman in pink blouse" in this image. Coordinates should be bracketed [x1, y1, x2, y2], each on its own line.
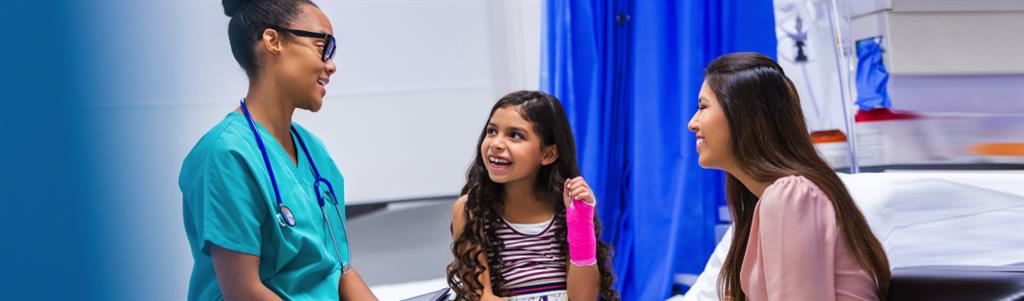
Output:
[687, 52, 891, 301]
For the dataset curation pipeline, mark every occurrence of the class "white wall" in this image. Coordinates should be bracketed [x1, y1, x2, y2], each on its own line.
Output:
[84, 1, 541, 299]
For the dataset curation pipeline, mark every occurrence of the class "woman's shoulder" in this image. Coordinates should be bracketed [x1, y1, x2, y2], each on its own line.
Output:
[765, 175, 825, 195]
[180, 113, 257, 189]
[759, 175, 831, 212]
[183, 113, 254, 165]
[755, 175, 839, 239]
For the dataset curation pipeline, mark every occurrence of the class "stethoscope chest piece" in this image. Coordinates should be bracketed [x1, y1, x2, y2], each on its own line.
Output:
[278, 204, 297, 227]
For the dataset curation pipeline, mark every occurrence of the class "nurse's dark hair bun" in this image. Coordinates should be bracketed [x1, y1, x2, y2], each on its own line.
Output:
[222, 0, 248, 17]
[223, 0, 317, 78]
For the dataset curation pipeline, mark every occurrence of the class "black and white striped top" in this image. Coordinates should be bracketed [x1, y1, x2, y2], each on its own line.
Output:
[496, 218, 567, 296]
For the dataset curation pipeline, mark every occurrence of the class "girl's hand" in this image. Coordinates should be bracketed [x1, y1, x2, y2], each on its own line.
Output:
[563, 176, 597, 208]
[563, 176, 598, 267]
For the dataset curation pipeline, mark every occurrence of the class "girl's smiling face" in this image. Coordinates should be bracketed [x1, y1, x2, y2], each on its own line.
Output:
[481, 106, 558, 184]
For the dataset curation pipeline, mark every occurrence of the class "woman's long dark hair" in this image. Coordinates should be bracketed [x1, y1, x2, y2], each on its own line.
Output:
[707, 53, 891, 301]
[446, 91, 618, 300]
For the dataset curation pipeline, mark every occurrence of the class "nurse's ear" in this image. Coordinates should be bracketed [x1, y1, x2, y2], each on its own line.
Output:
[259, 28, 285, 57]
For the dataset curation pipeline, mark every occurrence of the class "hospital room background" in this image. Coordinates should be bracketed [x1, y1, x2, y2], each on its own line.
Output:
[0, 0, 1021, 300]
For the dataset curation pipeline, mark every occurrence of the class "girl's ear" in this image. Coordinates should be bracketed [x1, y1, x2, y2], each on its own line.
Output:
[541, 144, 559, 166]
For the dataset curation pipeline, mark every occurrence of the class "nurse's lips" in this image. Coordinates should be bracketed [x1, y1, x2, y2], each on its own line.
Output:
[316, 77, 329, 95]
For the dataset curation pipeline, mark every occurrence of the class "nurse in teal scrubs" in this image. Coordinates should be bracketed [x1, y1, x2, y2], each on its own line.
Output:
[179, 0, 377, 300]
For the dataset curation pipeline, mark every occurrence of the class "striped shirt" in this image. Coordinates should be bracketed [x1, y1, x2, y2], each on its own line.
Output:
[496, 218, 567, 297]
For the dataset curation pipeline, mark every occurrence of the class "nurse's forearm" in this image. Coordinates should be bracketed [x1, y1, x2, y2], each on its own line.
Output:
[339, 268, 378, 300]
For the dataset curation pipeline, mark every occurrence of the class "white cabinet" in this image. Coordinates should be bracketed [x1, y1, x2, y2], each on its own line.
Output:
[851, 0, 1024, 75]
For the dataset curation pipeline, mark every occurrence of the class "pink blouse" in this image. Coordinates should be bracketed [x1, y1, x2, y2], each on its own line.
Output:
[740, 176, 878, 301]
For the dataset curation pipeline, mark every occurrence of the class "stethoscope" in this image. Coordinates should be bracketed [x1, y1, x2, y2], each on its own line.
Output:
[239, 99, 350, 272]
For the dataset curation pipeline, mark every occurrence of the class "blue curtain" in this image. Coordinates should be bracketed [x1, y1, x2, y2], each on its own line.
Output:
[542, 0, 777, 299]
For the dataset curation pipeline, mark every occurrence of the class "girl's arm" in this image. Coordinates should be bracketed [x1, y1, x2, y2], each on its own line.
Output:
[564, 177, 601, 300]
[210, 245, 284, 301]
[338, 268, 378, 300]
[451, 195, 506, 301]
[567, 263, 600, 300]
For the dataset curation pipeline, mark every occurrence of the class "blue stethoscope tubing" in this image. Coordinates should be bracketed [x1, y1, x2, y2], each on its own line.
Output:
[239, 99, 349, 271]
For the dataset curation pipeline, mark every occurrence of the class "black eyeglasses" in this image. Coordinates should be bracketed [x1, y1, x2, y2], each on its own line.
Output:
[265, 26, 336, 62]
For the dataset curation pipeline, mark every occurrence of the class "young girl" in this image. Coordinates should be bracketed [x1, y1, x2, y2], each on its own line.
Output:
[446, 91, 619, 301]
[687, 53, 890, 301]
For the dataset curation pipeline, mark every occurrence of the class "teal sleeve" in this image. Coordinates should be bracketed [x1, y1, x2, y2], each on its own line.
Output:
[195, 147, 267, 256]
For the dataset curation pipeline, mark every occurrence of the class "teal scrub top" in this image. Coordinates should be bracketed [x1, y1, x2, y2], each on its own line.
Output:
[180, 111, 350, 301]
